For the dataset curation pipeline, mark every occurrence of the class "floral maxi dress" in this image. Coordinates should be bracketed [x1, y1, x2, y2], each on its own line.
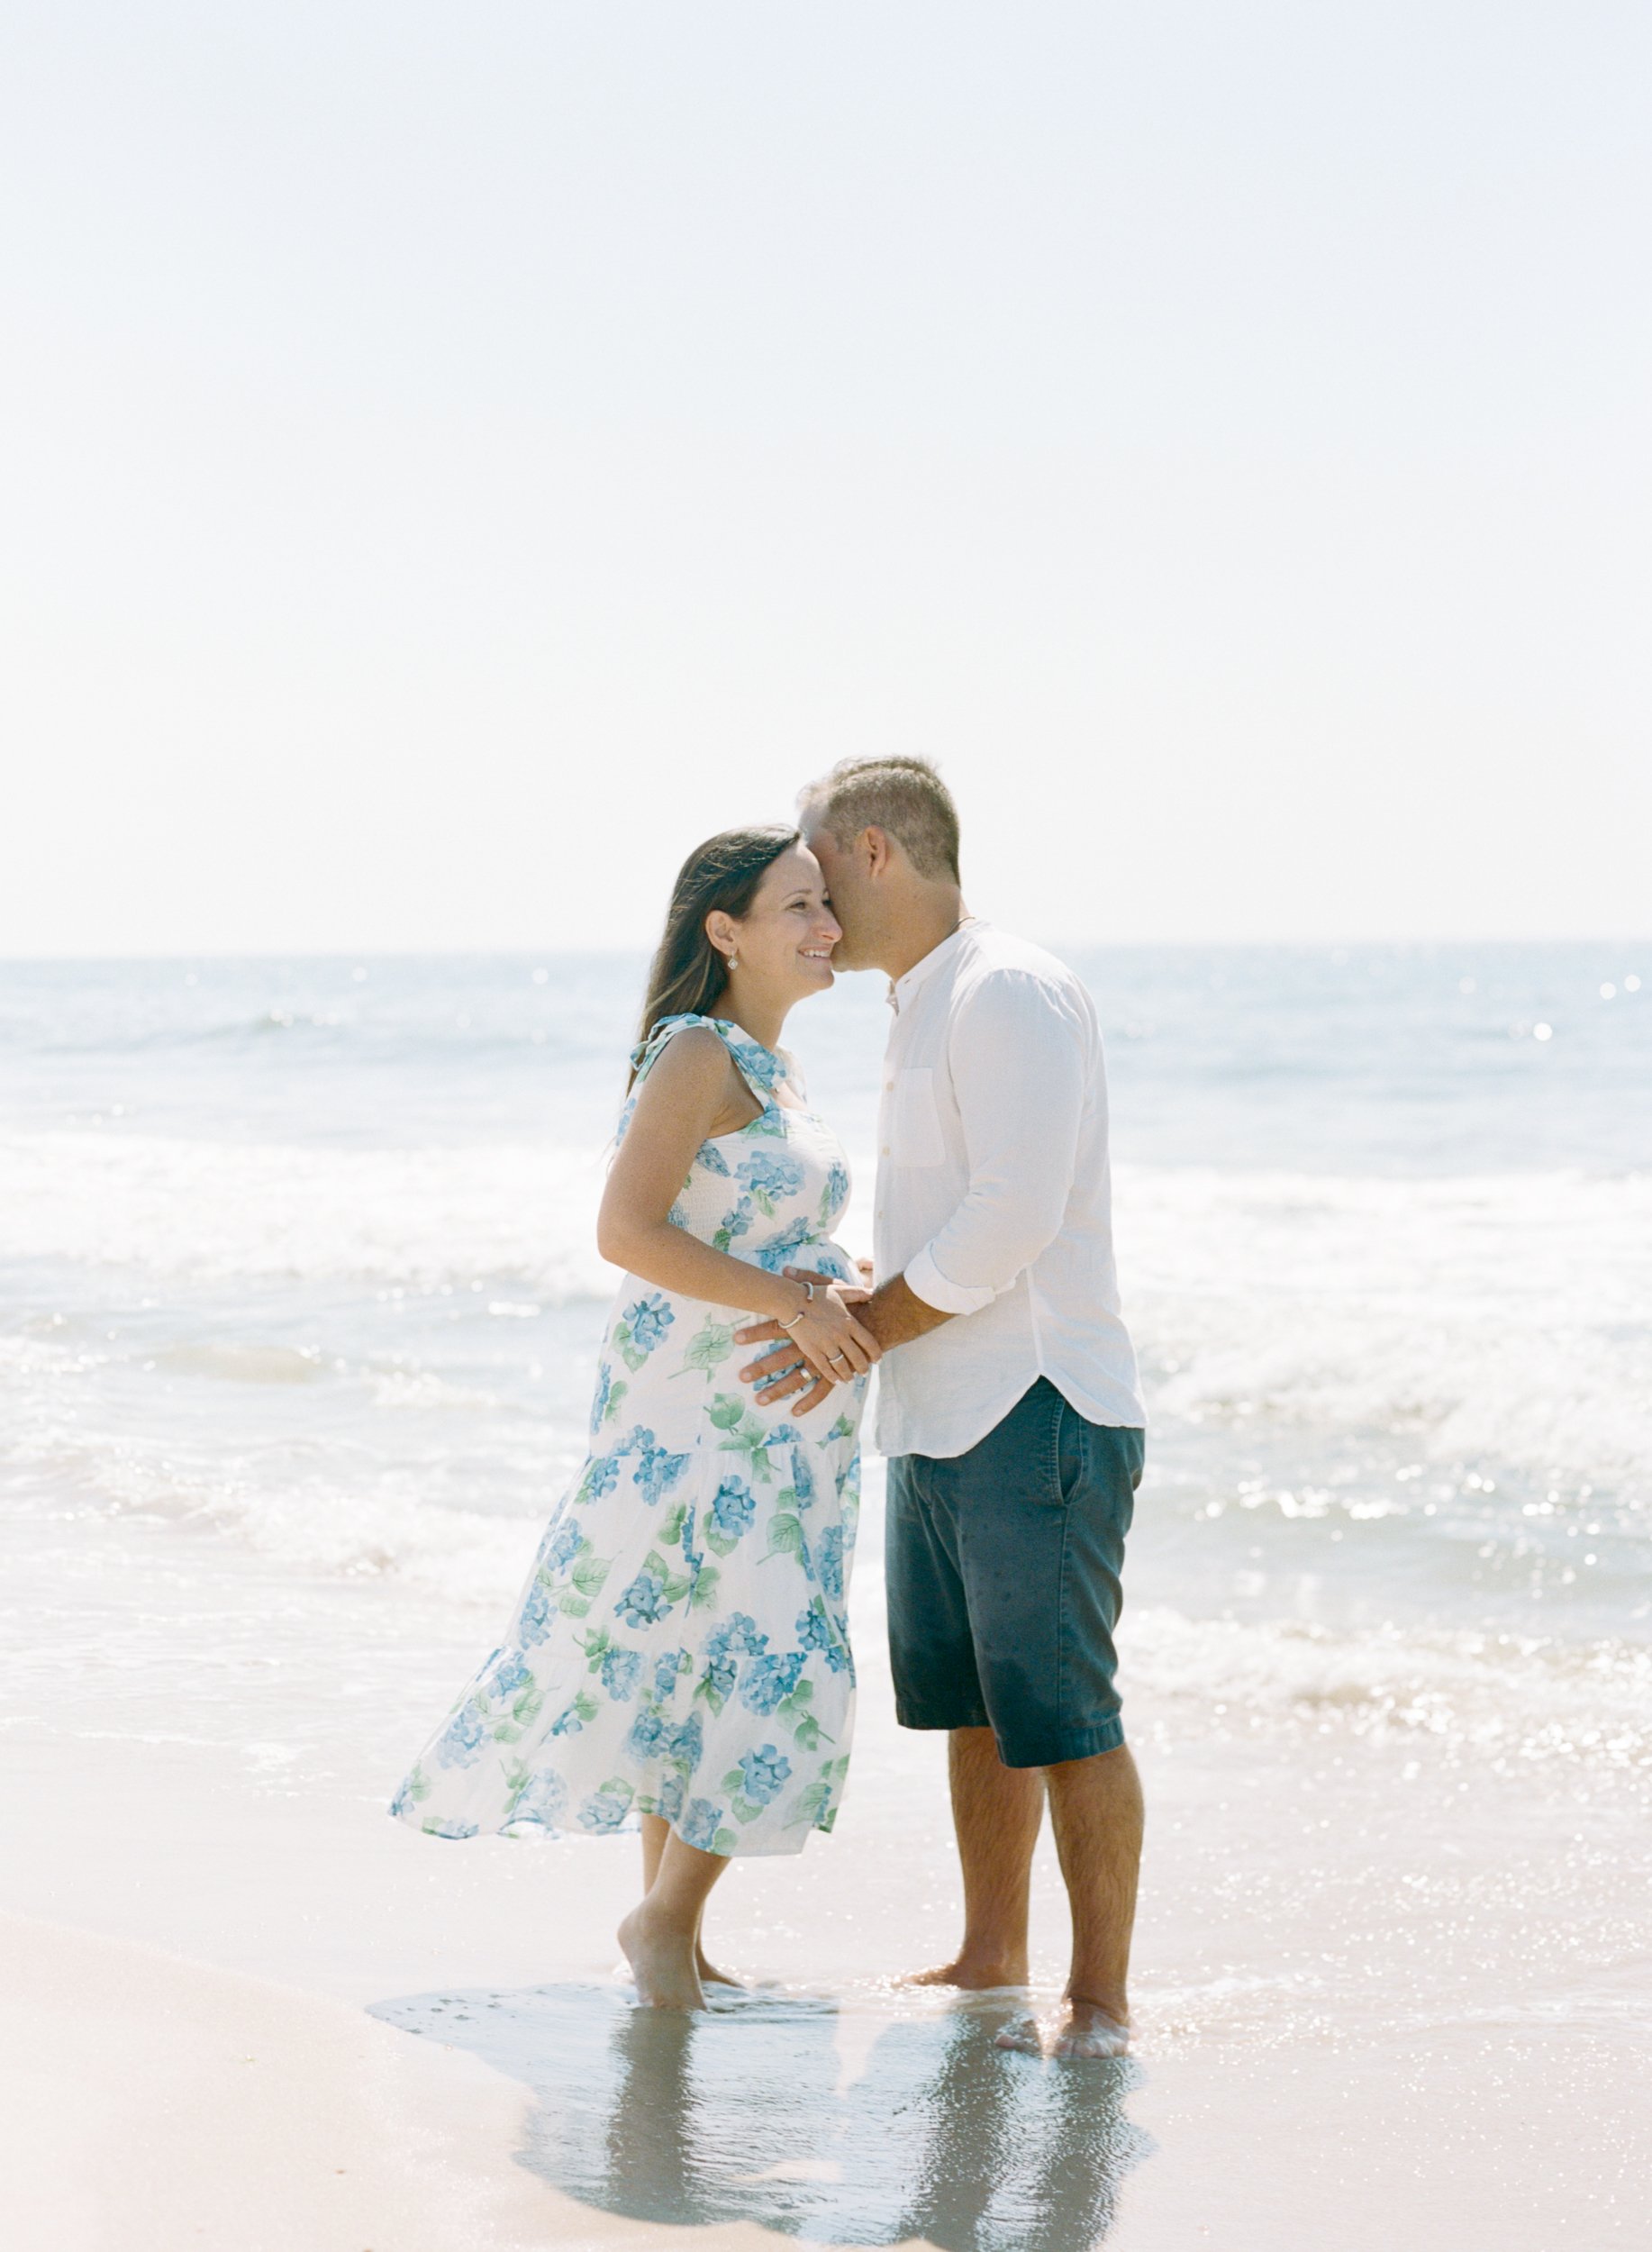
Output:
[391, 1014, 867, 1857]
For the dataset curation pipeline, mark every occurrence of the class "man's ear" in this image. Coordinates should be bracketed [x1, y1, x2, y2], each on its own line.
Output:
[861, 825, 893, 878]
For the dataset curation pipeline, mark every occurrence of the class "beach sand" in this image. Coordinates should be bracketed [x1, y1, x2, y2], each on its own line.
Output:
[3, 1476, 1647, 2250]
[0, 1908, 563, 2252]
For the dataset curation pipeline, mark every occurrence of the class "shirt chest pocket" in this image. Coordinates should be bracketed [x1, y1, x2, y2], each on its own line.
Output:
[889, 1066, 947, 1168]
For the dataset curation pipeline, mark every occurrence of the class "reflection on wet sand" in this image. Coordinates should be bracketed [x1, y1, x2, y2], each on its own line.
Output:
[372, 1983, 1151, 2249]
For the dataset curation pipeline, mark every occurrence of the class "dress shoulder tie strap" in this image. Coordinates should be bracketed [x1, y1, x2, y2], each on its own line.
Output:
[628, 1012, 787, 1105]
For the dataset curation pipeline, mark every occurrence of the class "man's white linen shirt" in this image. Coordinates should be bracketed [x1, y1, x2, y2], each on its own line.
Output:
[871, 919, 1145, 1461]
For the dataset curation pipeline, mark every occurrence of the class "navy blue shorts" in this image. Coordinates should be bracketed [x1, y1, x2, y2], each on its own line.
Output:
[885, 1379, 1144, 1769]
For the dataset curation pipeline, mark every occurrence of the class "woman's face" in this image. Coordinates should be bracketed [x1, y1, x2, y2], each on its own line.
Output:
[722, 845, 842, 1002]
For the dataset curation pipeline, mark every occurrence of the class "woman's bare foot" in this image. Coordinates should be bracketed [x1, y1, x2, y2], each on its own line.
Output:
[697, 1949, 744, 1989]
[618, 1902, 707, 2011]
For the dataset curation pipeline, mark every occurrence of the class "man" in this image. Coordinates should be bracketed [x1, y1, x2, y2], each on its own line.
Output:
[736, 755, 1147, 2060]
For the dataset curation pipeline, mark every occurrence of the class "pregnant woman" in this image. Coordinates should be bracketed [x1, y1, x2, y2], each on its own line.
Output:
[391, 827, 878, 2009]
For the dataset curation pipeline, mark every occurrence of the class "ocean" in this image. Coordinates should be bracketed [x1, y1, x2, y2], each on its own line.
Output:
[5, 940, 1647, 1618]
[2, 941, 1649, 2078]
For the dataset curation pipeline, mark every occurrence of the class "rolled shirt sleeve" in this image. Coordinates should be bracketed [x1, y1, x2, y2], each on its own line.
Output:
[902, 971, 1090, 1315]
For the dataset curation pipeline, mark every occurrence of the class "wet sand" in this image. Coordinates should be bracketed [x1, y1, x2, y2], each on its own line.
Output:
[3, 1468, 1647, 2248]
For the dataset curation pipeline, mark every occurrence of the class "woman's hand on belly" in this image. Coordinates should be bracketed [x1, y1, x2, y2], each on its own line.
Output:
[732, 1266, 876, 1415]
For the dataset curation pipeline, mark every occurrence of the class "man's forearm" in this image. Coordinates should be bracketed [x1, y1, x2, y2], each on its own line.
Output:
[861, 1273, 955, 1352]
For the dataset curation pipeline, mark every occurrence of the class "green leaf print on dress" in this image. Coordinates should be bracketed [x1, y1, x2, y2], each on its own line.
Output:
[678, 1316, 737, 1379]
[389, 1012, 866, 1859]
[708, 1392, 781, 1480]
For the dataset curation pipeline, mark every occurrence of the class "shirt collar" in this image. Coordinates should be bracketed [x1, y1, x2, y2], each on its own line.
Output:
[886, 916, 983, 1013]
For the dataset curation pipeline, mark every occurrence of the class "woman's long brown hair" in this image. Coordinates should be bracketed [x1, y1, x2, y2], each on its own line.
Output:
[629, 825, 798, 1086]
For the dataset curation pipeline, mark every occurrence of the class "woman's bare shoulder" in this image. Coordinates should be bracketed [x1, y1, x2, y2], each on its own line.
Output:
[629, 1022, 742, 1130]
[639, 1021, 734, 1089]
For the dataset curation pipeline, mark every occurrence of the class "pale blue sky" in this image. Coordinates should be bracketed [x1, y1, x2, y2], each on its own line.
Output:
[4, 3, 1647, 954]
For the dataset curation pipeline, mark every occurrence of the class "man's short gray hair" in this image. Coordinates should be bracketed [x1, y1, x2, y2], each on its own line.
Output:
[799, 756, 961, 883]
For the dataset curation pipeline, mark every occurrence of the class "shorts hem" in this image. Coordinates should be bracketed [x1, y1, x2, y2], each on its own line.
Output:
[894, 1702, 992, 1734]
[994, 1716, 1127, 1769]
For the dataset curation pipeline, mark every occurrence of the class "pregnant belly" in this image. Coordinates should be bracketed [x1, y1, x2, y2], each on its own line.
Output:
[747, 1233, 858, 1283]
[613, 1236, 857, 1325]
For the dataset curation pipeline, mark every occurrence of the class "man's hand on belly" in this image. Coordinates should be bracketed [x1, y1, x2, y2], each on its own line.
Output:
[734, 1270, 954, 1409]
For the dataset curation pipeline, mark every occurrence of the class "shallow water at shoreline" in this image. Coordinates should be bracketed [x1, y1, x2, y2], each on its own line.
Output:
[2, 944, 1648, 2245]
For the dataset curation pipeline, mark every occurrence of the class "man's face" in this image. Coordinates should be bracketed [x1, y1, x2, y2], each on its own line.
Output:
[799, 815, 876, 970]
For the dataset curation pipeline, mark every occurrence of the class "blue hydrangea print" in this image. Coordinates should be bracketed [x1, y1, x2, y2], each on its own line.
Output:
[706, 1612, 768, 1658]
[544, 1516, 584, 1570]
[709, 1476, 756, 1544]
[434, 1703, 486, 1766]
[390, 1011, 865, 1860]
[625, 1295, 675, 1354]
[714, 1199, 754, 1250]
[579, 1454, 622, 1503]
[589, 1363, 616, 1434]
[635, 1435, 691, 1503]
[625, 1705, 669, 1760]
[509, 1770, 567, 1828]
[738, 1745, 793, 1805]
[601, 1646, 644, 1701]
[753, 1217, 816, 1270]
[580, 1783, 633, 1833]
[491, 1651, 534, 1701]
[740, 1650, 804, 1715]
[738, 1149, 804, 1212]
[680, 1797, 724, 1851]
[614, 1567, 672, 1629]
[667, 1712, 704, 1775]
[518, 1583, 552, 1645]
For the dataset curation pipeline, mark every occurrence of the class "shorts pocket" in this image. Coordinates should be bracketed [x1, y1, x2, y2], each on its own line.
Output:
[1054, 1391, 1088, 1508]
[890, 1067, 946, 1167]
[1030, 1382, 1076, 1509]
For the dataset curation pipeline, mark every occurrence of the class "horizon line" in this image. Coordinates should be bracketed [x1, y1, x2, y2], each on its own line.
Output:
[2, 933, 1648, 969]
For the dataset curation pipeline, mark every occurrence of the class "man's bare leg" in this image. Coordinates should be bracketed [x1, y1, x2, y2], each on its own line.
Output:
[620, 1828, 731, 2010]
[905, 1727, 1045, 1989]
[995, 1742, 1142, 2057]
[639, 1813, 740, 1987]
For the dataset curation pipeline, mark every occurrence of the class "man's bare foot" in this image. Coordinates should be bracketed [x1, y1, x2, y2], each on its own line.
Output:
[901, 1957, 1028, 1993]
[618, 1902, 707, 2011]
[992, 2001, 1130, 2057]
[1050, 2000, 1130, 2059]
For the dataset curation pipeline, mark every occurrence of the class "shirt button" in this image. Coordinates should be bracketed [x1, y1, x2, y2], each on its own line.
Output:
[880, 1145, 890, 1156]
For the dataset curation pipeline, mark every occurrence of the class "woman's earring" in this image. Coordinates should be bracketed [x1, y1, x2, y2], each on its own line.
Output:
[727, 952, 739, 972]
